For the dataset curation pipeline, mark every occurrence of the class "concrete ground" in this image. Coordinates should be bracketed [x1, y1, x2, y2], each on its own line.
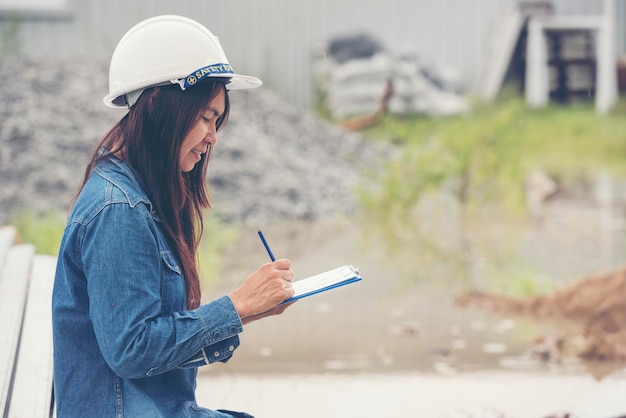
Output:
[196, 370, 626, 418]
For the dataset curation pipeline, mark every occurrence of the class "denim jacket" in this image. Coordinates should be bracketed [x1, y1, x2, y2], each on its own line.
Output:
[52, 153, 245, 418]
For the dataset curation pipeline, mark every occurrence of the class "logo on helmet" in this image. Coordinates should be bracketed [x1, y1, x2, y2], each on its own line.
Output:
[194, 64, 234, 79]
[181, 63, 237, 90]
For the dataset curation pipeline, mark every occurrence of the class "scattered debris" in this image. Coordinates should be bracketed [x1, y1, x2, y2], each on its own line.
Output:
[388, 320, 421, 337]
[525, 169, 557, 224]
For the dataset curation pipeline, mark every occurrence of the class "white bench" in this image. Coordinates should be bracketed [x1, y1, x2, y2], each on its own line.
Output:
[0, 225, 57, 417]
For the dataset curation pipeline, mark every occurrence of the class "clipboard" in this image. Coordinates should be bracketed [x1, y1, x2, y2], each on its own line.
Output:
[281, 264, 362, 304]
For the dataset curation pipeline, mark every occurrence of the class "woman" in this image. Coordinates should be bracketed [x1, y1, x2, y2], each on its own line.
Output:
[52, 15, 294, 418]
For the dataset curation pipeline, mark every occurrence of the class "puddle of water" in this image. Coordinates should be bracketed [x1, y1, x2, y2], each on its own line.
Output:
[201, 214, 619, 377]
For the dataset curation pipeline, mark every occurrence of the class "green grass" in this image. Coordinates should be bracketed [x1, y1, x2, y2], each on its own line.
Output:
[10, 211, 66, 255]
[361, 95, 626, 208]
[355, 93, 626, 296]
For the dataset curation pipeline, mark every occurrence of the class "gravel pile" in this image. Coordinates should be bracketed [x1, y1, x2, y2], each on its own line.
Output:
[0, 57, 392, 225]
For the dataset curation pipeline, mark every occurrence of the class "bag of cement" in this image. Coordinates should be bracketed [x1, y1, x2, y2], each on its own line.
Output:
[327, 33, 384, 64]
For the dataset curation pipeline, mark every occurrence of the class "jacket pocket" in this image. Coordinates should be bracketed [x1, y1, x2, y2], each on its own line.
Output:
[160, 250, 186, 313]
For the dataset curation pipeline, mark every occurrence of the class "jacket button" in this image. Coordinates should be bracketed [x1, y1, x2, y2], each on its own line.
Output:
[213, 351, 220, 357]
[228, 345, 235, 352]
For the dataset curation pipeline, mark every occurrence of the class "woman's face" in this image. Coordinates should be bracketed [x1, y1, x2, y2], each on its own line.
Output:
[179, 87, 226, 172]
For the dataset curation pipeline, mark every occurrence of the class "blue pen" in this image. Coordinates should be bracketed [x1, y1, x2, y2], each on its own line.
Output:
[257, 229, 276, 261]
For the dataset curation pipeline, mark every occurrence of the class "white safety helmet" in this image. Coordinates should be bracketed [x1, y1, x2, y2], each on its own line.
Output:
[103, 15, 262, 108]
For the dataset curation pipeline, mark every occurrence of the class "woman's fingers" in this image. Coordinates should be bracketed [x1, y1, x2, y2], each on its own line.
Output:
[229, 259, 295, 319]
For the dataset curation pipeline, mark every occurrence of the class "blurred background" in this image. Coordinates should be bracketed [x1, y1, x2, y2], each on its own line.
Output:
[3, 0, 626, 416]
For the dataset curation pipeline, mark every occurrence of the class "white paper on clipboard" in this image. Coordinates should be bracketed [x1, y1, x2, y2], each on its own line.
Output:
[281, 265, 362, 304]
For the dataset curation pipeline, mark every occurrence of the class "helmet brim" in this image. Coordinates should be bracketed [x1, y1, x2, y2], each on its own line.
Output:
[225, 74, 263, 90]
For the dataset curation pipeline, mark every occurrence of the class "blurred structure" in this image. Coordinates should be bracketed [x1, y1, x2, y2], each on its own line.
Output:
[313, 32, 468, 123]
[312, 0, 623, 123]
[0, 0, 624, 112]
[525, 0, 618, 114]
[476, 0, 620, 114]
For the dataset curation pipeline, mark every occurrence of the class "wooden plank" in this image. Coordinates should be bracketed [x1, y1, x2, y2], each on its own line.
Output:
[0, 244, 35, 416]
[7, 255, 57, 418]
[0, 226, 18, 280]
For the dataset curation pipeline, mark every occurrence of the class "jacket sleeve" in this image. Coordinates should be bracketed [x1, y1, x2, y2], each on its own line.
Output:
[80, 202, 243, 379]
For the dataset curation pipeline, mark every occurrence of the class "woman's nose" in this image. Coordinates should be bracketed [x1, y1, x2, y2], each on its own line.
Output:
[205, 126, 217, 146]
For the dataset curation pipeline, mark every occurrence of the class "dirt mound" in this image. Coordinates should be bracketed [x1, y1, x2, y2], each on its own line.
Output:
[455, 266, 626, 363]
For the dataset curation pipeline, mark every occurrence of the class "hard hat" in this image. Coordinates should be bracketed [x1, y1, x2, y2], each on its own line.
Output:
[103, 15, 262, 108]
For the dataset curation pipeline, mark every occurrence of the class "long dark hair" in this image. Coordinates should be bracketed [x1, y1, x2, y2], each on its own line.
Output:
[76, 79, 230, 309]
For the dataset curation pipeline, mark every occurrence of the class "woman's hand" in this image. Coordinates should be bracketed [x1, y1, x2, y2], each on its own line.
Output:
[228, 259, 295, 320]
